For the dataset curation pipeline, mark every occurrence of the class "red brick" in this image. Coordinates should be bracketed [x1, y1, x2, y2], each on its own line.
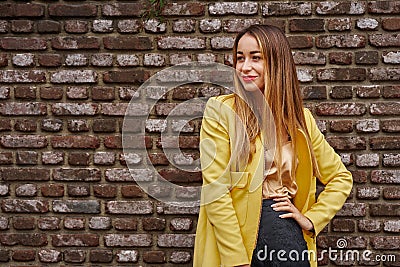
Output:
[49, 4, 97, 17]
[330, 120, 353, 132]
[53, 168, 101, 182]
[382, 17, 400, 31]
[52, 103, 98, 115]
[0, 152, 12, 164]
[92, 86, 115, 100]
[143, 217, 166, 231]
[103, 70, 150, 83]
[317, 68, 366, 81]
[67, 185, 90, 197]
[64, 20, 89, 33]
[0, 37, 47, 50]
[382, 119, 400, 132]
[12, 249, 35, 261]
[289, 19, 325, 32]
[288, 36, 314, 49]
[0, 70, 46, 83]
[14, 119, 37, 132]
[383, 85, 400, 98]
[371, 236, 400, 250]
[327, 18, 351, 31]
[371, 170, 400, 183]
[317, 236, 367, 249]
[14, 86, 36, 100]
[293, 52, 326, 65]
[329, 52, 352, 65]
[93, 184, 117, 198]
[384, 187, 400, 199]
[1, 199, 49, 213]
[0, 54, 8, 67]
[316, 102, 366, 116]
[68, 152, 90, 166]
[370, 136, 400, 150]
[157, 234, 195, 248]
[162, 2, 205, 16]
[11, 20, 33, 33]
[103, 36, 152, 50]
[37, 20, 61, 33]
[369, 34, 400, 47]
[104, 234, 152, 247]
[316, 35, 366, 48]
[316, 2, 366, 14]
[52, 234, 99, 247]
[355, 51, 379, 64]
[368, 1, 400, 14]
[143, 251, 165, 263]
[158, 169, 202, 183]
[16, 151, 38, 165]
[370, 203, 400, 216]
[51, 136, 100, 149]
[121, 185, 144, 198]
[114, 218, 138, 231]
[64, 217, 85, 230]
[41, 184, 64, 197]
[90, 250, 113, 263]
[332, 219, 356, 232]
[102, 3, 143, 17]
[262, 2, 311, 16]
[0, 233, 47, 246]
[38, 217, 61, 230]
[0, 3, 44, 17]
[330, 86, 353, 99]
[40, 86, 63, 99]
[326, 136, 367, 150]
[13, 217, 35, 230]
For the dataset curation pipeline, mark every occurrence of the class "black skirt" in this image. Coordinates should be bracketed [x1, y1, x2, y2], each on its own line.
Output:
[251, 199, 311, 267]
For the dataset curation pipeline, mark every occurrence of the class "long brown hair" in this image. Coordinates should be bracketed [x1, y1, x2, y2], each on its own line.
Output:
[231, 24, 320, 177]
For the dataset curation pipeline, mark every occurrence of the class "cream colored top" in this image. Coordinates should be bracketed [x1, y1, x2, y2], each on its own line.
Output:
[263, 141, 298, 199]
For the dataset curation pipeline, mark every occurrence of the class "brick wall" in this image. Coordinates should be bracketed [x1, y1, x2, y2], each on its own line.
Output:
[0, 1, 399, 266]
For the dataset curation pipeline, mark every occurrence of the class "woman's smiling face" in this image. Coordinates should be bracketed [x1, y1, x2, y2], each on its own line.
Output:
[236, 33, 265, 92]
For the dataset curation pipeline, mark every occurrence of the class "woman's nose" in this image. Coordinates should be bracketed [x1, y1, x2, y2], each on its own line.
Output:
[242, 59, 252, 71]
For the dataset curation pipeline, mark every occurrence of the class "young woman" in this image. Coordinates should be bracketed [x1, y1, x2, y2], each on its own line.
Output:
[194, 25, 353, 266]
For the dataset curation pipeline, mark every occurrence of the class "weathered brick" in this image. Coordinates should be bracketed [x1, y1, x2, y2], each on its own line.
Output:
[144, 53, 165, 67]
[53, 168, 101, 182]
[16, 151, 37, 165]
[1, 199, 49, 213]
[371, 170, 400, 183]
[383, 51, 400, 64]
[116, 54, 140, 67]
[369, 34, 400, 47]
[357, 18, 379, 30]
[159, 169, 202, 183]
[116, 250, 138, 263]
[51, 136, 99, 149]
[158, 37, 206, 50]
[170, 251, 191, 263]
[358, 219, 381, 232]
[162, 2, 205, 16]
[52, 234, 99, 247]
[327, 18, 351, 31]
[41, 119, 63, 132]
[64, 217, 85, 230]
[15, 184, 38, 197]
[293, 52, 326, 65]
[170, 218, 193, 231]
[371, 236, 400, 249]
[42, 151, 64, 165]
[356, 154, 380, 167]
[326, 136, 367, 150]
[158, 202, 200, 215]
[93, 152, 115, 165]
[173, 19, 195, 33]
[90, 249, 113, 263]
[68, 185, 90, 197]
[316, 35, 366, 48]
[52, 103, 98, 115]
[50, 70, 97, 83]
[104, 234, 152, 247]
[39, 249, 61, 263]
[89, 217, 112, 230]
[316, 102, 366, 116]
[65, 54, 88, 67]
[144, 19, 167, 33]
[38, 217, 61, 230]
[384, 220, 400, 233]
[0, 152, 12, 165]
[317, 68, 366, 81]
[66, 86, 88, 99]
[156, 136, 199, 149]
[106, 201, 153, 214]
[91, 53, 113, 67]
[368, 1, 400, 14]
[170, 53, 192, 65]
[371, 102, 400, 115]
[384, 187, 400, 199]
[328, 52, 352, 65]
[383, 153, 400, 167]
[0, 37, 47, 50]
[93, 19, 113, 33]
[14, 119, 37, 132]
[0, 70, 46, 83]
[316, 1, 366, 14]
[121, 185, 144, 198]
[11, 20, 33, 33]
[64, 20, 89, 33]
[351, 170, 368, 183]
[52, 36, 99, 50]
[0, 20, 8, 33]
[12, 53, 35, 67]
[102, 3, 143, 17]
[356, 186, 380, 199]
[332, 218, 355, 232]
[114, 218, 138, 231]
[382, 120, 400, 133]
[0, 135, 47, 148]
[355, 51, 379, 64]
[262, 2, 311, 16]
[117, 19, 142, 33]
[49, 4, 97, 17]
[355, 119, 380, 133]
[157, 234, 195, 247]
[53, 200, 100, 213]
[371, 136, 400, 150]
[211, 36, 235, 50]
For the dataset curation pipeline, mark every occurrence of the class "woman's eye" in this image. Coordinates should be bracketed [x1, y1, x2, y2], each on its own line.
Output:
[237, 56, 244, 61]
[253, 56, 261, 60]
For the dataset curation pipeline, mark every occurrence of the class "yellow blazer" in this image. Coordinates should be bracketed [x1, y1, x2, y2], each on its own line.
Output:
[194, 94, 353, 267]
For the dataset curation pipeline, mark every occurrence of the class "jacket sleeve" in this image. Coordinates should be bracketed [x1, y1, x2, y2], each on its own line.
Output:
[199, 97, 250, 266]
[303, 108, 353, 236]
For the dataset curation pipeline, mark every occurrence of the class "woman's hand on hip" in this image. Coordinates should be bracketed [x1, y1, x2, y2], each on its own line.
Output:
[270, 195, 314, 231]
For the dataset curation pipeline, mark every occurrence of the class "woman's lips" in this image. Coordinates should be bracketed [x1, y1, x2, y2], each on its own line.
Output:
[241, 76, 257, 82]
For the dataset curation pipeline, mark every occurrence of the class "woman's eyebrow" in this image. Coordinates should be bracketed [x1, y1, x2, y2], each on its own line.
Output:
[236, 51, 261, 54]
